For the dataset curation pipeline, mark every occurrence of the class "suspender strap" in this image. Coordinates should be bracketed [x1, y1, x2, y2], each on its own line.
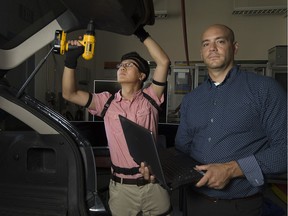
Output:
[100, 95, 114, 118]
[142, 92, 162, 112]
[100, 91, 162, 118]
[111, 163, 140, 175]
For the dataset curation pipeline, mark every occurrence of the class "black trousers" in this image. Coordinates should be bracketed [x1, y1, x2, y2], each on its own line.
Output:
[186, 190, 263, 216]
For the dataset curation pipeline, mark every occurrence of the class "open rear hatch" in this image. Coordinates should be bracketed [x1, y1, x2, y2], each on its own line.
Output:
[0, 0, 154, 71]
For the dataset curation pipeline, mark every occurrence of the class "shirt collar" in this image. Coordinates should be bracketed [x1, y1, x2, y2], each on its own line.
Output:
[207, 65, 240, 87]
[114, 89, 142, 102]
[115, 90, 122, 102]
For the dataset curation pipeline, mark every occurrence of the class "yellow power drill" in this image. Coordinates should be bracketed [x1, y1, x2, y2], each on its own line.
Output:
[53, 20, 95, 60]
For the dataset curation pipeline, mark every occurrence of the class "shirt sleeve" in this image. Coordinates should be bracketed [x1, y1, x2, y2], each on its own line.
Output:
[143, 85, 164, 106]
[253, 78, 287, 175]
[88, 91, 111, 117]
[237, 155, 264, 186]
[239, 77, 287, 186]
[175, 95, 193, 154]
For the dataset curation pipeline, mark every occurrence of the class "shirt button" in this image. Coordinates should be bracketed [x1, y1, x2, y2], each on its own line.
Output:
[213, 101, 217, 105]
[208, 137, 211, 142]
[210, 118, 214, 123]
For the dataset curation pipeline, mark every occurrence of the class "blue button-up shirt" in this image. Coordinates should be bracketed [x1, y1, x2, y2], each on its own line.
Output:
[175, 65, 287, 199]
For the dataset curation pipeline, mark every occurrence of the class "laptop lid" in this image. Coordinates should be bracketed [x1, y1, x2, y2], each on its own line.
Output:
[118, 115, 168, 187]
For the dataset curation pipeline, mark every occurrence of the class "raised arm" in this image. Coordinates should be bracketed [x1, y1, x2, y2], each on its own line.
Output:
[62, 41, 94, 109]
[134, 27, 170, 98]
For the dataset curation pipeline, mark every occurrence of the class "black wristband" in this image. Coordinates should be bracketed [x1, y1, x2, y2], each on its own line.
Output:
[152, 79, 167, 86]
[84, 93, 93, 108]
[64, 58, 78, 69]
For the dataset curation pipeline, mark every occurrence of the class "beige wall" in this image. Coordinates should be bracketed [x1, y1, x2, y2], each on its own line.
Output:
[92, 0, 287, 75]
[35, 0, 287, 102]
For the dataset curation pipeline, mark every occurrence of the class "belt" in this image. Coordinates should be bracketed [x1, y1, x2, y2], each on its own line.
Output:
[194, 191, 262, 203]
[111, 174, 150, 186]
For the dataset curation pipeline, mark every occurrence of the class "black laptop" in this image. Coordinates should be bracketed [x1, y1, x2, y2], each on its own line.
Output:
[119, 115, 204, 190]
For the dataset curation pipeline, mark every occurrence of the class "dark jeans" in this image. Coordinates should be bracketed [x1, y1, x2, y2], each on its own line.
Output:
[186, 190, 263, 216]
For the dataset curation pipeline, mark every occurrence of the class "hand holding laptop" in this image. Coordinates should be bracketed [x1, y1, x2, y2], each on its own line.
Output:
[139, 162, 156, 183]
[139, 161, 205, 185]
[119, 114, 205, 190]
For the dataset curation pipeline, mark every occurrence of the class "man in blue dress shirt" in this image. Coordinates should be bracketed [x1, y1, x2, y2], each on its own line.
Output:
[174, 24, 287, 216]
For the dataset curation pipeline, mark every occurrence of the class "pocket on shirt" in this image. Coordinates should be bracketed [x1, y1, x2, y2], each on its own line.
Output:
[136, 108, 151, 122]
[105, 110, 126, 134]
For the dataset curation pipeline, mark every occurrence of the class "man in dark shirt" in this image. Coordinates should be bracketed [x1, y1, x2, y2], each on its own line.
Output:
[174, 24, 287, 216]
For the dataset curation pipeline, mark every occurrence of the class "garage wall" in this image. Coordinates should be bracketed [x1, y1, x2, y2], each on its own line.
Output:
[91, 0, 287, 74]
[34, 0, 287, 106]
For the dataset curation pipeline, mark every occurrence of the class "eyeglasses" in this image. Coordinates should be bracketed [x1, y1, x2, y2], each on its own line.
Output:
[116, 62, 139, 69]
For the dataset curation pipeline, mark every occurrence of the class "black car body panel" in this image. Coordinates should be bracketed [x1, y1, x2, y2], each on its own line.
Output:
[0, 84, 102, 215]
[0, 0, 154, 71]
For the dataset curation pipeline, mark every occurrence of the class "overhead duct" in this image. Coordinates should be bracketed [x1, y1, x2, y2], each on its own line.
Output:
[232, 0, 287, 15]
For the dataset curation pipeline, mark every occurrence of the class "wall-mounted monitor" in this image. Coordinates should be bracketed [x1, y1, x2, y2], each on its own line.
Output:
[94, 80, 121, 94]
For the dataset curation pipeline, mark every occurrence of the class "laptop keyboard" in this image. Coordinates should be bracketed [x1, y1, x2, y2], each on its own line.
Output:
[159, 148, 204, 189]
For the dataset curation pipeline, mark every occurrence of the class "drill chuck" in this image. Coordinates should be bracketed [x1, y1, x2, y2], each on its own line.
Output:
[86, 19, 95, 36]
